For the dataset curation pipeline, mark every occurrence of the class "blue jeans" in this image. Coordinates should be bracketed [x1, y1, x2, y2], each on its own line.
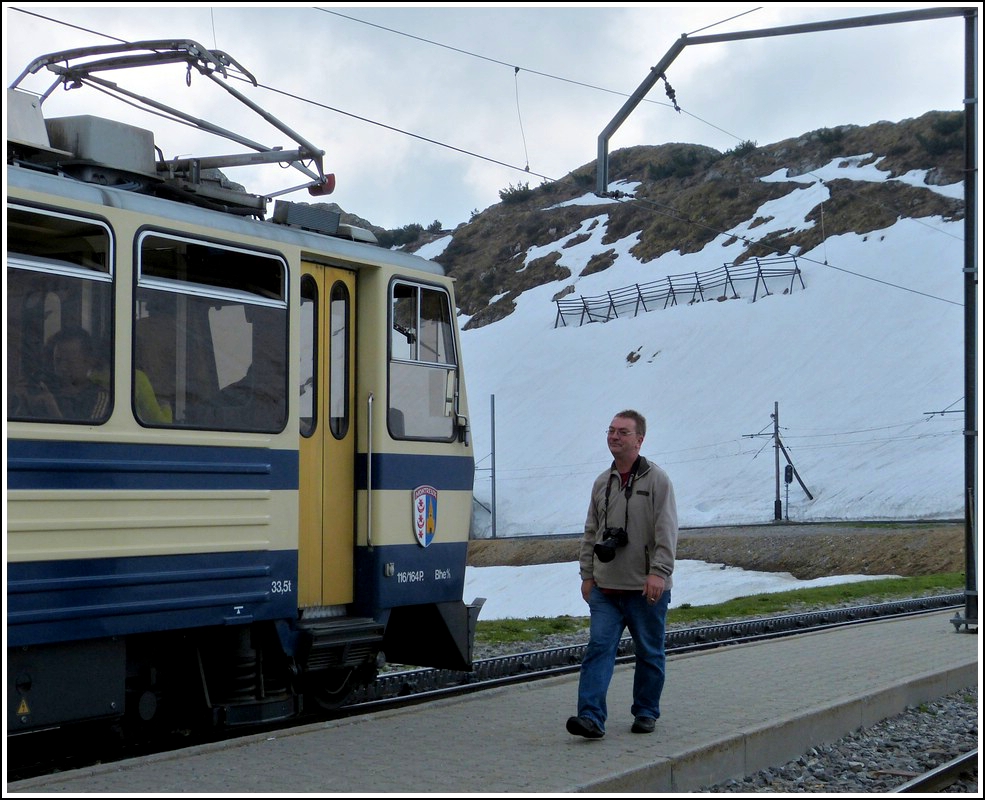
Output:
[575, 586, 671, 731]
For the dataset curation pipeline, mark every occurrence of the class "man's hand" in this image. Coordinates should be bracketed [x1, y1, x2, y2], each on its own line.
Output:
[642, 574, 666, 604]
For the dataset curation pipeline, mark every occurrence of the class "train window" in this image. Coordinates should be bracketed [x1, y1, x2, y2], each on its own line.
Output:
[135, 233, 288, 432]
[388, 281, 458, 440]
[329, 281, 351, 439]
[6, 206, 114, 425]
[390, 282, 455, 364]
[300, 276, 318, 438]
[140, 234, 285, 301]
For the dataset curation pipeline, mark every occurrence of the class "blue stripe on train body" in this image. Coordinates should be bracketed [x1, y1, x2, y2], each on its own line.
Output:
[6, 439, 298, 491]
[355, 452, 475, 491]
[7, 441, 475, 492]
[6, 549, 299, 648]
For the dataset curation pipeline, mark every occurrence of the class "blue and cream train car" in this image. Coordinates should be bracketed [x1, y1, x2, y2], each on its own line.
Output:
[6, 42, 480, 735]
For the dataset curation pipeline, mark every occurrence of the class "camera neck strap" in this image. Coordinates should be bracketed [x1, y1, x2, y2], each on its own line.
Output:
[603, 455, 641, 532]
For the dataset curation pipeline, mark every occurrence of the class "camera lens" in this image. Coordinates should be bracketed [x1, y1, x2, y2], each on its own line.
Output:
[594, 528, 627, 562]
[594, 542, 616, 562]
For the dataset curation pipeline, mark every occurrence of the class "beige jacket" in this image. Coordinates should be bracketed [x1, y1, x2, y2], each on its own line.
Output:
[578, 456, 678, 591]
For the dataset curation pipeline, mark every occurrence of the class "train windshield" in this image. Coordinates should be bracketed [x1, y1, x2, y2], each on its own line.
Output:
[388, 281, 458, 440]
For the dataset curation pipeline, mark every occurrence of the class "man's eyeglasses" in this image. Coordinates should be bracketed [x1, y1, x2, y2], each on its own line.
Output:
[606, 427, 637, 437]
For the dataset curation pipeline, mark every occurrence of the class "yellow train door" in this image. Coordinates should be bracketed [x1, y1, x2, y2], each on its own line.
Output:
[298, 264, 356, 608]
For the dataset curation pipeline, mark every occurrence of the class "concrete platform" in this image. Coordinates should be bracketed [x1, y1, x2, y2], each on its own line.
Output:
[6, 609, 978, 794]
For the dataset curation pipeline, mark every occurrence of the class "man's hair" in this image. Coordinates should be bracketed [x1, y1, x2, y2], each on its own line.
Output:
[614, 409, 646, 439]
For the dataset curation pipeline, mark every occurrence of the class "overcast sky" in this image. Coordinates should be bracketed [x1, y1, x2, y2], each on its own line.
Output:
[3, 3, 972, 230]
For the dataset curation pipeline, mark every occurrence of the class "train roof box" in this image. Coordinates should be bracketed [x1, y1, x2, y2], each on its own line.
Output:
[45, 115, 157, 177]
[336, 224, 378, 244]
[273, 200, 379, 244]
[6, 88, 72, 157]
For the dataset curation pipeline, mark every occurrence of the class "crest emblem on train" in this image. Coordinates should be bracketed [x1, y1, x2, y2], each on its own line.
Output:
[413, 485, 438, 547]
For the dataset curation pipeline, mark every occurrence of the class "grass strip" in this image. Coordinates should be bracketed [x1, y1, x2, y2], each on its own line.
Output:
[474, 573, 966, 646]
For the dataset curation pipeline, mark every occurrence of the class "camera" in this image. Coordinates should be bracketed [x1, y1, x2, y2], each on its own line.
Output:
[594, 527, 628, 562]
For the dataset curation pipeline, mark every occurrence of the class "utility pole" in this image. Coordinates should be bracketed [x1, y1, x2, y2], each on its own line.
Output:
[773, 401, 782, 521]
[743, 402, 810, 521]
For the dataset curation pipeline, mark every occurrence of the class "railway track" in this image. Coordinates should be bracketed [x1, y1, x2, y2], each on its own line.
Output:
[891, 748, 978, 793]
[7, 594, 967, 784]
[346, 592, 964, 706]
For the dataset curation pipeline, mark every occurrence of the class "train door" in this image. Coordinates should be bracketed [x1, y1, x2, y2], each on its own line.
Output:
[298, 264, 356, 608]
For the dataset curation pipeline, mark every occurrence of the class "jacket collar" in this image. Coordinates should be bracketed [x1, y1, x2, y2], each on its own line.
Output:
[610, 455, 650, 476]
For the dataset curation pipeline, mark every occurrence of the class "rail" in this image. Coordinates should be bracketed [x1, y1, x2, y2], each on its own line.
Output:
[891, 749, 978, 793]
[554, 255, 804, 327]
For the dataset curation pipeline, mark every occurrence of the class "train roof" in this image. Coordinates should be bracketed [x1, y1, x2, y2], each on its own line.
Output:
[6, 164, 446, 278]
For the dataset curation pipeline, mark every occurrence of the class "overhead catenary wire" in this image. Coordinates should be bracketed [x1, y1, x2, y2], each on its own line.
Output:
[685, 6, 764, 36]
[820, 196, 828, 264]
[514, 66, 530, 172]
[483, 414, 959, 479]
[210, 6, 219, 52]
[318, 6, 752, 143]
[12, 5, 127, 43]
[249, 75, 554, 182]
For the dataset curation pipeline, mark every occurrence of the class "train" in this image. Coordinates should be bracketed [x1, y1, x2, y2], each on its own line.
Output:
[6, 41, 481, 737]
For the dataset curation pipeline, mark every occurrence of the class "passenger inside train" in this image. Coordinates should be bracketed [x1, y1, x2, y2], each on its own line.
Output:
[11, 326, 110, 422]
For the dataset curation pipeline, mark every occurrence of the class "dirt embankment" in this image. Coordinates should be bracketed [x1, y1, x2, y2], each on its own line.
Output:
[467, 522, 967, 580]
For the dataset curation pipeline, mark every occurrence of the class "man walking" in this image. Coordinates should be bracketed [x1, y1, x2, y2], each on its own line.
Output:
[566, 409, 679, 738]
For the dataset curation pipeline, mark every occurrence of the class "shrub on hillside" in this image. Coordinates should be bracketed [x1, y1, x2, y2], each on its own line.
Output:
[499, 181, 534, 204]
